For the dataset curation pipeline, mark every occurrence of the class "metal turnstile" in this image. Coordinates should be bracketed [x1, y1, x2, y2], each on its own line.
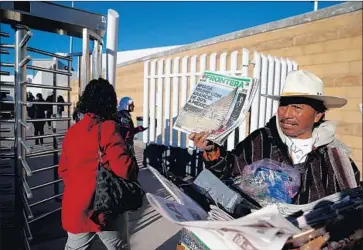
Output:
[0, 2, 105, 249]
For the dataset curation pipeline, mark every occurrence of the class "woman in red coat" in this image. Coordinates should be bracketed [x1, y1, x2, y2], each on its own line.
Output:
[59, 78, 136, 250]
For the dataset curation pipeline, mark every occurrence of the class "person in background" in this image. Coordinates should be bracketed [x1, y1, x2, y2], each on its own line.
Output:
[27, 92, 35, 101]
[26, 92, 35, 119]
[0, 92, 6, 100]
[72, 105, 82, 124]
[57, 95, 65, 118]
[33, 93, 46, 145]
[45, 93, 54, 129]
[190, 70, 360, 205]
[59, 78, 137, 250]
[0, 91, 14, 119]
[115, 97, 147, 158]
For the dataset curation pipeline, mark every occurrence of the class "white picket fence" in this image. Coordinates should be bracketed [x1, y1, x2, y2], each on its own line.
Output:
[143, 49, 298, 150]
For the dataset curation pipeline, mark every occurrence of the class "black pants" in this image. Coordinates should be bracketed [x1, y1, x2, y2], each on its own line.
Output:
[33, 122, 45, 145]
[46, 111, 52, 127]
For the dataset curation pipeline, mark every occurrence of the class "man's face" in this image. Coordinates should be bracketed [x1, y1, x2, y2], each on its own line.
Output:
[277, 97, 324, 139]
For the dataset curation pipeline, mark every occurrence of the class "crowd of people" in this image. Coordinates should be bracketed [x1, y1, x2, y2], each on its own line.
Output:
[26, 92, 65, 145]
[58, 71, 360, 250]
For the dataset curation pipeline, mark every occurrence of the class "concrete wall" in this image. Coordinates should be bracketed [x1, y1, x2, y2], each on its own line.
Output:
[76, 2, 363, 171]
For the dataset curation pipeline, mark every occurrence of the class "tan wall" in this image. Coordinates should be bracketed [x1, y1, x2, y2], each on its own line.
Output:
[69, 79, 79, 114]
[101, 10, 363, 171]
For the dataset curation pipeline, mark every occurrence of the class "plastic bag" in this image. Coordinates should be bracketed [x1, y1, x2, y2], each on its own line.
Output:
[235, 159, 301, 205]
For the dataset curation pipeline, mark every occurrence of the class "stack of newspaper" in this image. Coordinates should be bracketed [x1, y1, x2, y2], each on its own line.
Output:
[146, 167, 301, 250]
[173, 71, 259, 145]
[147, 167, 363, 250]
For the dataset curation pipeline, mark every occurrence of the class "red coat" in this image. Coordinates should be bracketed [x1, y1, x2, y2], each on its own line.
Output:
[58, 113, 134, 233]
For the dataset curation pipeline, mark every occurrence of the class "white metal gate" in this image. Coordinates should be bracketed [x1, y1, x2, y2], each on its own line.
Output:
[142, 49, 298, 151]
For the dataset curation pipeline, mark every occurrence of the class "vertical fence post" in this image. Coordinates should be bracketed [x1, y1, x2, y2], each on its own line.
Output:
[180, 56, 189, 149]
[156, 59, 164, 144]
[199, 54, 207, 78]
[258, 54, 268, 128]
[227, 51, 238, 150]
[292, 60, 298, 71]
[186, 55, 197, 175]
[106, 9, 119, 87]
[266, 55, 275, 122]
[67, 58, 72, 129]
[239, 48, 250, 142]
[280, 59, 287, 93]
[14, 25, 27, 249]
[219, 52, 227, 72]
[219, 52, 227, 146]
[143, 61, 150, 144]
[98, 44, 103, 79]
[52, 58, 59, 200]
[286, 58, 293, 73]
[92, 40, 101, 79]
[250, 52, 261, 132]
[188, 55, 198, 149]
[163, 59, 172, 169]
[149, 60, 157, 143]
[209, 53, 217, 72]
[81, 28, 89, 92]
[172, 57, 180, 147]
[77, 55, 82, 99]
[164, 59, 172, 146]
[196, 53, 207, 176]
[272, 57, 281, 114]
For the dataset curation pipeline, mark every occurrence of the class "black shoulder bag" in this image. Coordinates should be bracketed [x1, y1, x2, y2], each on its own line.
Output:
[91, 121, 145, 224]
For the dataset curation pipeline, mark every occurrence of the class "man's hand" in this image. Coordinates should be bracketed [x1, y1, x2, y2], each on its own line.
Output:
[188, 131, 214, 152]
[136, 126, 148, 133]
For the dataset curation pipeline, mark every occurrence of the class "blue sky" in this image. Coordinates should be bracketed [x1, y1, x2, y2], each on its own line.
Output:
[1, 1, 343, 67]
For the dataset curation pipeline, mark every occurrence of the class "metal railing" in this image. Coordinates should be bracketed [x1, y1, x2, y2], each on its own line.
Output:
[0, 30, 22, 249]
[1, 9, 104, 249]
[0, 25, 74, 249]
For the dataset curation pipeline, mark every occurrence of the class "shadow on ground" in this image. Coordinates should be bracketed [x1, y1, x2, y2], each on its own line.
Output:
[143, 143, 204, 179]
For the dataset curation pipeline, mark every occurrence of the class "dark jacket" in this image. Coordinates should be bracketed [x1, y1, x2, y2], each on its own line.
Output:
[57, 96, 65, 112]
[72, 107, 81, 123]
[115, 110, 135, 146]
[115, 110, 145, 155]
[204, 116, 360, 205]
[33, 99, 46, 122]
[45, 94, 54, 114]
[27, 95, 35, 119]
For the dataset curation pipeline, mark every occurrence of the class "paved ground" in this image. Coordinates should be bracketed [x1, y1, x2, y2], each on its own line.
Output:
[1, 121, 181, 250]
[30, 142, 181, 250]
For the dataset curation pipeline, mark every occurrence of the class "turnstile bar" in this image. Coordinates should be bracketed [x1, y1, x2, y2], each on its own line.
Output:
[0, 32, 10, 37]
[27, 47, 72, 61]
[25, 82, 72, 91]
[28, 65, 72, 76]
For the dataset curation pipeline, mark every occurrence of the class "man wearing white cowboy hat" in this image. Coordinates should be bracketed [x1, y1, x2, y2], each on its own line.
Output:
[189, 69, 360, 205]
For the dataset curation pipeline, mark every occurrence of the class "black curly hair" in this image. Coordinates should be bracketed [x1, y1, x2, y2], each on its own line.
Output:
[76, 78, 117, 120]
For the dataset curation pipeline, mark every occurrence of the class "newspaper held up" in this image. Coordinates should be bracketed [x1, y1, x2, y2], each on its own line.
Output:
[173, 71, 259, 145]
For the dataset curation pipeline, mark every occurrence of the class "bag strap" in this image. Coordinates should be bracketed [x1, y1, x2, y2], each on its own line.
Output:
[97, 121, 104, 163]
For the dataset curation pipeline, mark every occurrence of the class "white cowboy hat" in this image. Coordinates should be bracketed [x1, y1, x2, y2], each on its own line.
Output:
[264, 69, 347, 109]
